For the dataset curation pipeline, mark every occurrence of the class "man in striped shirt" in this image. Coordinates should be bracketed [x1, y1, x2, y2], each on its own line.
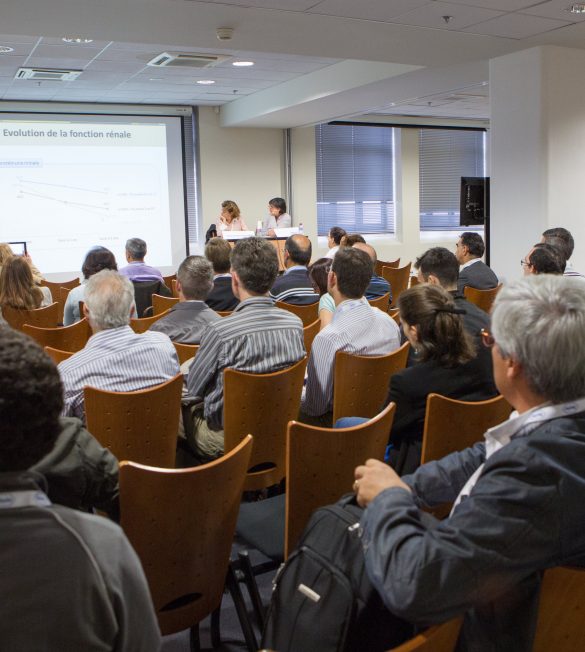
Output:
[269, 234, 320, 305]
[541, 227, 585, 279]
[59, 270, 180, 422]
[301, 247, 401, 425]
[185, 237, 305, 461]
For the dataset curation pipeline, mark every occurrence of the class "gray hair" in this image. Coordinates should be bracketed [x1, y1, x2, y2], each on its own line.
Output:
[84, 270, 136, 329]
[492, 275, 585, 403]
[125, 237, 147, 260]
[177, 255, 214, 300]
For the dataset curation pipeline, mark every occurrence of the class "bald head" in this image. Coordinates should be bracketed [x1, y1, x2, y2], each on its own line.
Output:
[353, 242, 377, 265]
[285, 234, 312, 267]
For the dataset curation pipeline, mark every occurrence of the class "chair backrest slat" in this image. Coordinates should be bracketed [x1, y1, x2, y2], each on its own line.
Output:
[303, 318, 320, 355]
[2, 303, 60, 331]
[463, 284, 502, 314]
[44, 346, 74, 364]
[172, 342, 199, 365]
[23, 318, 91, 352]
[129, 309, 171, 334]
[367, 292, 391, 312]
[275, 300, 319, 327]
[381, 263, 412, 308]
[152, 293, 179, 315]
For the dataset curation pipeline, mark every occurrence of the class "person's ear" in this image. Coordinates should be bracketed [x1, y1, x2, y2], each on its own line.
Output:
[427, 274, 440, 286]
[82, 302, 90, 319]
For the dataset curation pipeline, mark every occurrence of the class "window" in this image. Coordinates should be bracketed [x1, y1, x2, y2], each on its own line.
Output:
[315, 123, 395, 236]
[419, 128, 486, 231]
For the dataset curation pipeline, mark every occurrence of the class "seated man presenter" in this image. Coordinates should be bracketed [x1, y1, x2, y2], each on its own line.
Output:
[354, 275, 585, 652]
[149, 255, 220, 343]
[0, 328, 160, 650]
[300, 247, 401, 426]
[269, 234, 320, 305]
[118, 237, 164, 282]
[185, 237, 305, 461]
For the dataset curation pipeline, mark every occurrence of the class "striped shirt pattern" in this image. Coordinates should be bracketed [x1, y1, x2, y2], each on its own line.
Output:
[302, 298, 401, 417]
[365, 275, 392, 301]
[59, 325, 180, 421]
[270, 267, 320, 305]
[186, 296, 306, 431]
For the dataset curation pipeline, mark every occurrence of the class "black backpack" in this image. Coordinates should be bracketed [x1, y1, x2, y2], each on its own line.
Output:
[261, 494, 413, 652]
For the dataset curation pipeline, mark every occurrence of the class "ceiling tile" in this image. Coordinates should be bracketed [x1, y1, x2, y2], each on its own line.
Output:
[521, 0, 585, 20]
[463, 12, 572, 37]
[444, 0, 544, 10]
[389, 1, 504, 30]
[306, 0, 433, 21]
[205, 0, 324, 9]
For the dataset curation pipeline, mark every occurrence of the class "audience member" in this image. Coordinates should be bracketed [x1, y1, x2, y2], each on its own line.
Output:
[340, 233, 366, 247]
[204, 237, 239, 311]
[0, 327, 160, 650]
[325, 226, 347, 259]
[455, 232, 498, 294]
[353, 242, 392, 301]
[63, 246, 118, 326]
[59, 270, 179, 421]
[542, 226, 583, 278]
[522, 242, 566, 275]
[118, 237, 163, 282]
[149, 256, 219, 343]
[308, 257, 335, 330]
[0, 242, 44, 284]
[218, 199, 248, 234]
[354, 275, 585, 652]
[270, 234, 319, 305]
[0, 256, 52, 320]
[264, 197, 292, 236]
[185, 237, 305, 461]
[301, 247, 400, 425]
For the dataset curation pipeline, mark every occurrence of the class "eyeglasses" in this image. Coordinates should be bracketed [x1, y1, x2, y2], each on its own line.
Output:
[520, 259, 531, 268]
[480, 328, 495, 348]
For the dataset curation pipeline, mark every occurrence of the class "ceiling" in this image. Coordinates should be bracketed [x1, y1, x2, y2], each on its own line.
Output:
[0, 0, 585, 126]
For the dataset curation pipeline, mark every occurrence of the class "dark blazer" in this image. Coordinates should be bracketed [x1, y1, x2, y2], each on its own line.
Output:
[205, 276, 239, 312]
[457, 260, 499, 295]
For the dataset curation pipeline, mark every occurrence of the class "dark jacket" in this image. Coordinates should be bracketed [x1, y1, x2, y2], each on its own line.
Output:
[361, 412, 585, 651]
[457, 260, 499, 295]
[205, 276, 239, 312]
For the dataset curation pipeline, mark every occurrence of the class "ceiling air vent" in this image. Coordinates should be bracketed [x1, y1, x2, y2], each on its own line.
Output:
[16, 68, 82, 81]
[147, 52, 231, 68]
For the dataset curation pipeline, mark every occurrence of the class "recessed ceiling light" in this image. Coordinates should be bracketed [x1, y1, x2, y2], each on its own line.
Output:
[62, 37, 94, 44]
[567, 3, 585, 13]
[232, 61, 254, 67]
[0, 46, 14, 54]
[197, 79, 216, 85]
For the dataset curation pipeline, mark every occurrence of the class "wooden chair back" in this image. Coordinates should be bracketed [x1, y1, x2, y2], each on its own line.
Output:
[368, 292, 391, 312]
[275, 300, 319, 327]
[463, 284, 502, 314]
[409, 275, 420, 288]
[132, 280, 171, 317]
[390, 309, 401, 325]
[41, 278, 80, 295]
[129, 309, 170, 334]
[532, 566, 585, 651]
[162, 273, 176, 288]
[216, 310, 233, 317]
[421, 393, 512, 465]
[84, 374, 183, 467]
[303, 318, 320, 355]
[2, 303, 60, 331]
[152, 293, 179, 315]
[172, 279, 179, 298]
[44, 346, 74, 364]
[285, 402, 395, 557]
[388, 617, 463, 652]
[119, 435, 253, 636]
[23, 318, 91, 352]
[332, 341, 410, 424]
[375, 258, 400, 276]
[382, 263, 412, 308]
[40, 281, 77, 324]
[223, 357, 307, 492]
[173, 342, 199, 365]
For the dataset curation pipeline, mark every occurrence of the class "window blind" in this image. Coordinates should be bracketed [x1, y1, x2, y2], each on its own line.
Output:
[419, 128, 485, 231]
[315, 123, 395, 236]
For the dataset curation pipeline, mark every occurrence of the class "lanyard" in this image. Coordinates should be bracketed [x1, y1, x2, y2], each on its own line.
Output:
[0, 490, 51, 509]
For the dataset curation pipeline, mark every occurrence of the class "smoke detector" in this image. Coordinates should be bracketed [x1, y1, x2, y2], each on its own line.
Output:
[147, 52, 231, 68]
[15, 68, 83, 81]
[216, 27, 234, 41]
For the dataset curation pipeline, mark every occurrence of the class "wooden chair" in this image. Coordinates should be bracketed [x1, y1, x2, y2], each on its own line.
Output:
[375, 258, 400, 275]
[129, 309, 170, 334]
[223, 357, 307, 492]
[303, 318, 320, 355]
[162, 273, 176, 288]
[275, 300, 319, 327]
[39, 282, 77, 324]
[172, 279, 179, 298]
[421, 393, 512, 465]
[390, 309, 401, 325]
[216, 310, 233, 317]
[532, 566, 585, 651]
[368, 292, 391, 312]
[409, 275, 420, 288]
[173, 341, 199, 365]
[119, 436, 257, 651]
[463, 284, 502, 314]
[132, 280, 172, 317]
[388, 617, 463, 652]
[332, 341, 410, 424]
[44, 346, 74, 364]
[41, 277, 80, 296]
[84, 374, 183, 467]
[23, 318, 91, 352]
[2, 303, 60, 331]
[382, 263, 412, 309]
[152, 293, 179, 315]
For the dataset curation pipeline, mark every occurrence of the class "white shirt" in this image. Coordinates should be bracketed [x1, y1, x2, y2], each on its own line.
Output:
[459, 258, 482, 271]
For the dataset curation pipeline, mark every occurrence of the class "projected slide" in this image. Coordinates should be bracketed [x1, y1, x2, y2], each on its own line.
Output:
[0, 118, 180, 274]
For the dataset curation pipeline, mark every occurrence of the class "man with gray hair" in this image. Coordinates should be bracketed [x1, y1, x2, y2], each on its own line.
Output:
[149, 256, 220, 343]
[353, 275, 585, 651]
[119, 237, 164, 282]
[59, 269, 179, 421]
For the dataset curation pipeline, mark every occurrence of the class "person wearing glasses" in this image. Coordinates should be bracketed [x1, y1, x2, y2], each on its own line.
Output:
[455, 232, 498, 295]
[521, 242, 565, 276]
[354, 275, 585, 652]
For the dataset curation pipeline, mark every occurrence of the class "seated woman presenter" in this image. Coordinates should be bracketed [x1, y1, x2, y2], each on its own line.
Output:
[308, 257, 335, 330]
[217, 200, 249, 235]
[264, 197, 292, 237]
[0, 256, 52, 322]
